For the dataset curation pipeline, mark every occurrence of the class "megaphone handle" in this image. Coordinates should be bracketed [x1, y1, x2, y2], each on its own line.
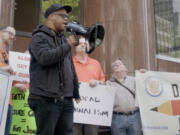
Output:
[71, 32, 79, 46]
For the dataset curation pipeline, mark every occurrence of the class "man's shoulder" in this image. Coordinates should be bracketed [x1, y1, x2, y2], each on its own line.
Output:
[32, 31, 49, 38]
[32, 25, 56, 39]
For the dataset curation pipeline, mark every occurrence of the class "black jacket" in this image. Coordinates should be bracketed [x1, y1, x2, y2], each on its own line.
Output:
[29, 25, 80, 99]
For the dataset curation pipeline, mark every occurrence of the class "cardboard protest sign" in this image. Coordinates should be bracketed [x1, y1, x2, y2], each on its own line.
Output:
[74, 83, 115, 126]
[9, 51, 30, 82]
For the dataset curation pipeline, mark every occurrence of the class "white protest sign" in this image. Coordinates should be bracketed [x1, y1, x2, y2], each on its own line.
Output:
[0, 71, 12, 135]
[73, 83, 115, 126]
[136, 71, 180, 135]
[9, 51, 30, 82]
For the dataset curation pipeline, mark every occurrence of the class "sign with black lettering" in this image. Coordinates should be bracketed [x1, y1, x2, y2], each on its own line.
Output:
[136, 71, 180, 135]
[10, 87, 36, 135]
[73, 83, 115, 126]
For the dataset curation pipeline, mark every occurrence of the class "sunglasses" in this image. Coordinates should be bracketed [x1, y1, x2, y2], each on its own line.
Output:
[53, 13, 69, 19]
[2, 52, 9, 64]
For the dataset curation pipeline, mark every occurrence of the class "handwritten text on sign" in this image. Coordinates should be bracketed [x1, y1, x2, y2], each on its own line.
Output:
[9, 51, 30, 82]
[10, 88, 36, 135]
[73, 83, 115, 126]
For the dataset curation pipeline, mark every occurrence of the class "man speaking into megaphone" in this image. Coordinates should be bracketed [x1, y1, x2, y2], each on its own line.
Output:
[28, 4, 81, 135]
[28, 3, 105, 135]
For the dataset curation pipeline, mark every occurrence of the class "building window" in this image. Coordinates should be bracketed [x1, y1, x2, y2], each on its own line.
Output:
[154, 0, 180, 58]
[14, 0, 41, 35]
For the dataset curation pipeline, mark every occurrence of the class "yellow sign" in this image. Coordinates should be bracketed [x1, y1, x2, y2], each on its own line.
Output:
[10, 87, 36, 135]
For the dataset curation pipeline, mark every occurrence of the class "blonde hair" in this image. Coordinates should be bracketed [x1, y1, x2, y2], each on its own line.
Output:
[3, 26, 16, 35]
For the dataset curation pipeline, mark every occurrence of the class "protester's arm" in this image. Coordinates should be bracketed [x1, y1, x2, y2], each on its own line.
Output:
[74, 98, 81, 104]
[134, 79, 139, 107]
[12, 80, 29, 93]
[97, 60, 105, 82]
[99, 70, 105, 83]
[89, 80, 99, 87]
[139, 68, 147, 73]
[14, 83, 27, 93]
[0, 65, 13, 74]
[30, 33, 71, 66]
[89, 61, 105, 87]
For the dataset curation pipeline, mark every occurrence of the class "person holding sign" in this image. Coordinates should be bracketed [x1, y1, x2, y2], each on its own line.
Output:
[28, 4, 80, 135]
[73, 36, 105, 135]
[0, 26, 27, 135]
[106, 59, 143, 135]
[0, 26, 16, 135]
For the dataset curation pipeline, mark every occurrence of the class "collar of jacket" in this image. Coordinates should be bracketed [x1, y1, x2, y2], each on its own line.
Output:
[32, 25, 63, 37]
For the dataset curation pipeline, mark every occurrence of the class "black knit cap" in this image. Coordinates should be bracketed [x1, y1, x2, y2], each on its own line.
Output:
[44, 4, 72, 18]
